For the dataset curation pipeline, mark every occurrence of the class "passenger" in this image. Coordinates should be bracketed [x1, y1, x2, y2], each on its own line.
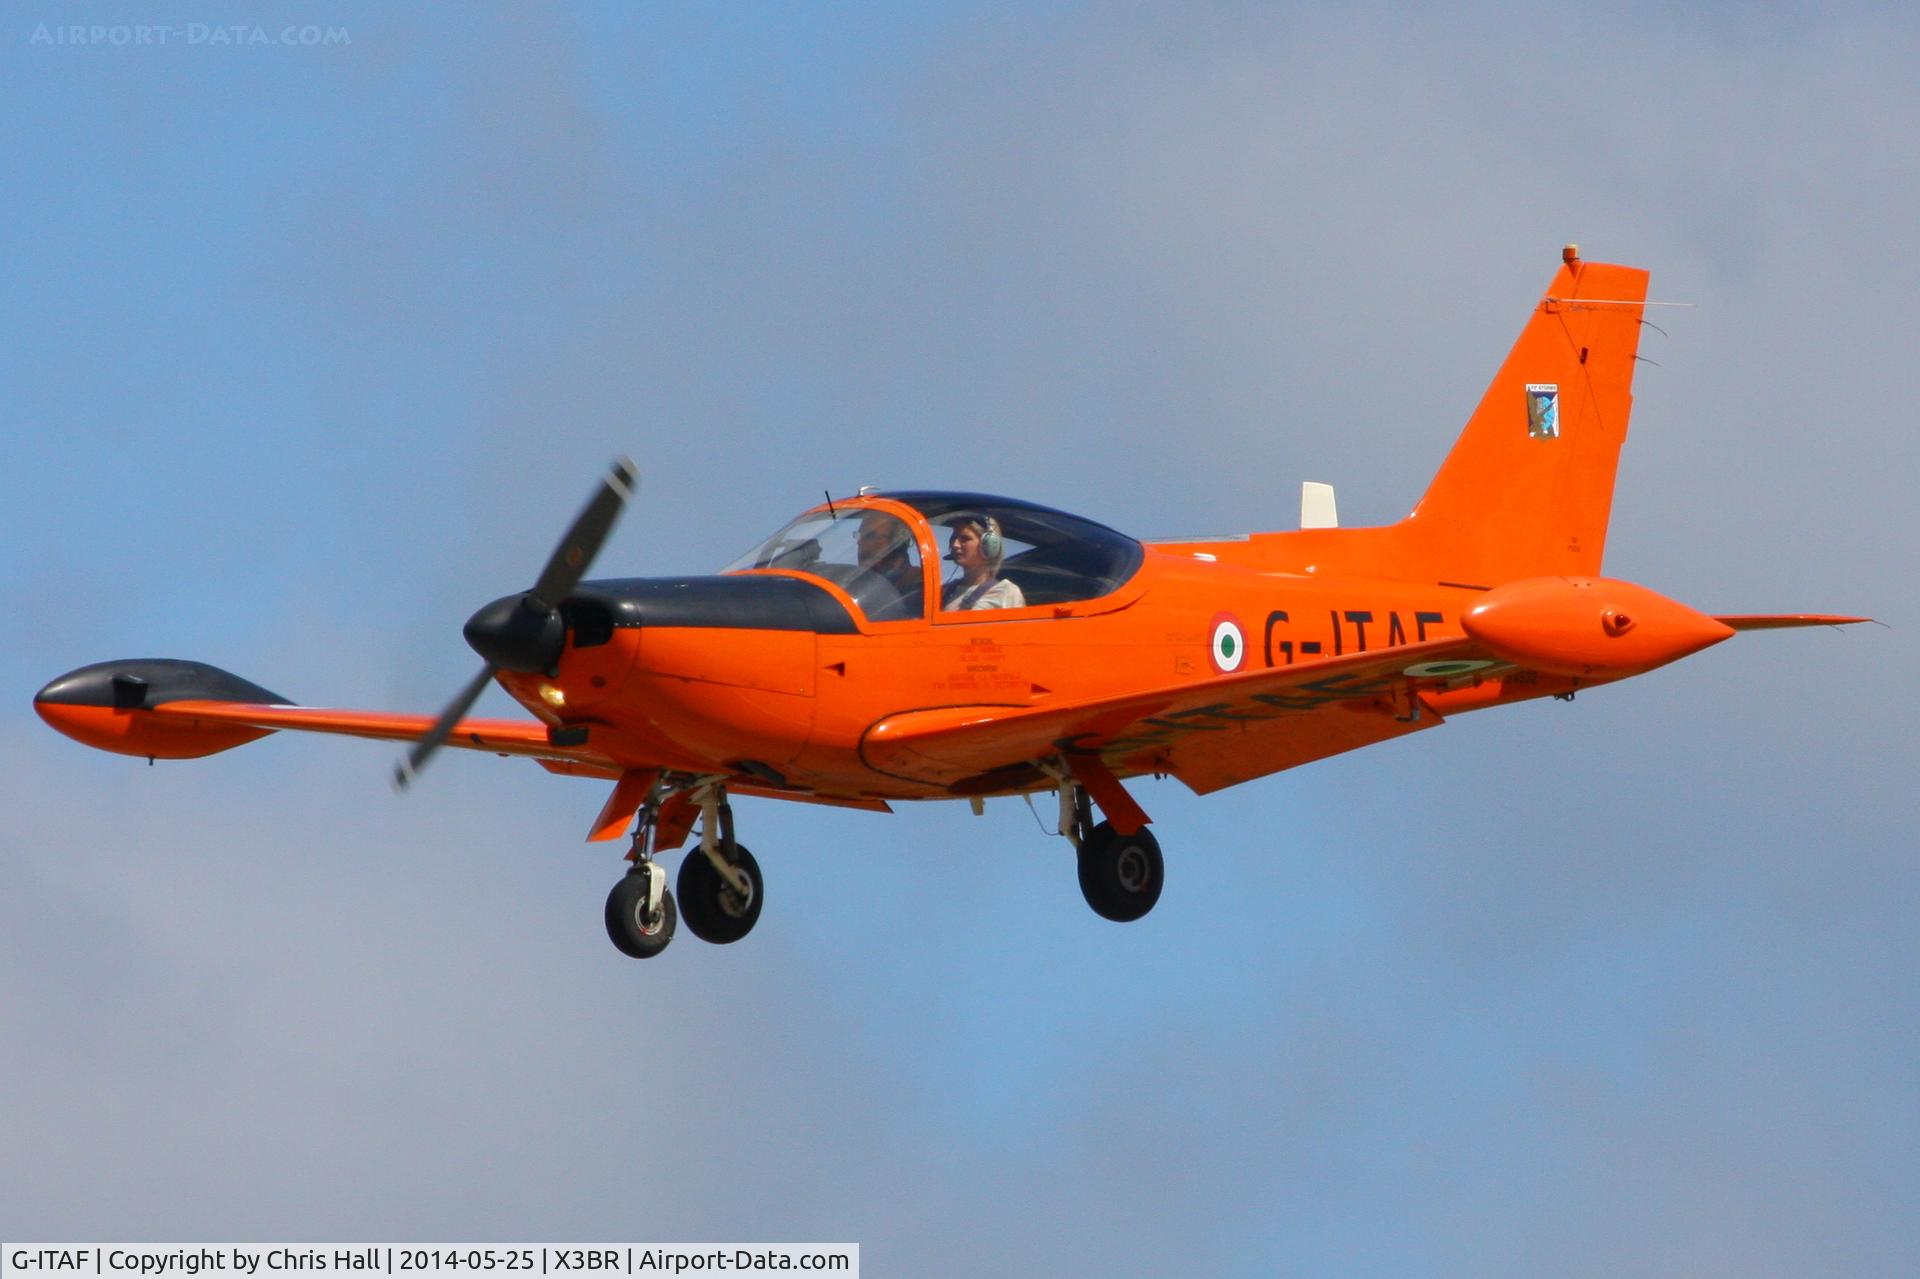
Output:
[854, 511, 919, 597]
[942, 514, 1025, 611]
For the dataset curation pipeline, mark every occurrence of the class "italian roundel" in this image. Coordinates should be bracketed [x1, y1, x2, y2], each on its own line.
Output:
[1208, 613, 1246, 674]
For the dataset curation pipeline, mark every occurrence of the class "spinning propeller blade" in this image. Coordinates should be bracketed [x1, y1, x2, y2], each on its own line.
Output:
[531, 457, 639, 608]
[395, 456, 639, 791]
[392, 663, 495, 792]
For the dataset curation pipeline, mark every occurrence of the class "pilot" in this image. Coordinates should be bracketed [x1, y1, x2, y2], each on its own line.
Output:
[854, 510, 920, 597]
[942, 514, 1025, 611]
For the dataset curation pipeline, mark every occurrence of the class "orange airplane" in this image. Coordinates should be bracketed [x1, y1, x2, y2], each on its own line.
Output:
[36, 247, 1865, 958]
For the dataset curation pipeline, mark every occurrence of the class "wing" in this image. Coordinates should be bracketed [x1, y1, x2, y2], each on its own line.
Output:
[862, 636, 1497, 797]
[147, 699, 621, 769]
[31, 657, 616, 769]
[154, 698, 894, 842]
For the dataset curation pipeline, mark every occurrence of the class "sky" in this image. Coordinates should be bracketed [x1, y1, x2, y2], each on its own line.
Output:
[2, 2, 1915, 1274]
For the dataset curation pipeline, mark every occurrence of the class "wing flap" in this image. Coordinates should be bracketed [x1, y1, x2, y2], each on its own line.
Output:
[1155, 698, 1443, 794]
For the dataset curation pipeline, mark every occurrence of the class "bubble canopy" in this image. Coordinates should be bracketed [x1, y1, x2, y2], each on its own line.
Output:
[722, 492, 1145, 622]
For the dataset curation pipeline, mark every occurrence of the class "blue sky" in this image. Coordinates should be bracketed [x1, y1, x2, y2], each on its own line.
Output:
[3, 4, 1914, 1275]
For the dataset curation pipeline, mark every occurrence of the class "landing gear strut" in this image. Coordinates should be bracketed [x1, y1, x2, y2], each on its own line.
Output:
[605, 781, 678, 959]
[677, 794, 764, 945]
[1054, 768, 1164, 922]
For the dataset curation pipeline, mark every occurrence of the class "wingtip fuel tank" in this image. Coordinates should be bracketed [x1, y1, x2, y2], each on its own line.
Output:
[1461, 577, 1735, 679]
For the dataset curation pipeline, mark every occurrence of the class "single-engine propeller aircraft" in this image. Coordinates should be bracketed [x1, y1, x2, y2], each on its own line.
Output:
[37, 248, 1866, 958]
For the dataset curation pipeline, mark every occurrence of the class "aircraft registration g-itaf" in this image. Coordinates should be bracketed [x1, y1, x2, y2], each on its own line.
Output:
[37, 247, 1866, 959]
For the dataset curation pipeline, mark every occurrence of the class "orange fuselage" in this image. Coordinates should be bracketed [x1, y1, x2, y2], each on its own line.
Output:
[496, 537, 1536, 803]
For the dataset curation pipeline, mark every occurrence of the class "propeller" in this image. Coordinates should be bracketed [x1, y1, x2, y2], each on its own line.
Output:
[393, 456, 638, 791]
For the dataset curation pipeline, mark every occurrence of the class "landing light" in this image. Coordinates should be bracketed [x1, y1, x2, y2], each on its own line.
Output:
[539, 683, 567, 708]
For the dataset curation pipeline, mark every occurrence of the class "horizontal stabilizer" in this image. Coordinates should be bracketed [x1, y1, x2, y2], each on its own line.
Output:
[1712, 614, 1872, 631]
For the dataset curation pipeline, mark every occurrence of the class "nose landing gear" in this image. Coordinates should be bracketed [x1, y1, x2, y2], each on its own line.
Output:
[605, 863, 677, 958]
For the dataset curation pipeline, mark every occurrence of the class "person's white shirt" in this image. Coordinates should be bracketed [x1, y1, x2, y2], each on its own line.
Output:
[944, 577, 1025, 611]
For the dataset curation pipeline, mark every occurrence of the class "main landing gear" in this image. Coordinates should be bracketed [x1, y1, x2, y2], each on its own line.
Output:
[1054, 771, 1164, 922]
[604, 780, 764, 959]
[1078, 822, 1165, 921]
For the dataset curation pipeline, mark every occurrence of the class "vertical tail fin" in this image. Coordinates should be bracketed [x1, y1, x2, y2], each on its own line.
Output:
[1393, 250, 1650, 585]
[1238, 251, 1652, 587]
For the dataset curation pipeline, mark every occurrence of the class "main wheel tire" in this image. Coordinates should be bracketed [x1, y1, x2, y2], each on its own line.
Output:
[677, 844, 763, 945]
[605, 870, 677, 958]
[1077, 822, 1164, 922]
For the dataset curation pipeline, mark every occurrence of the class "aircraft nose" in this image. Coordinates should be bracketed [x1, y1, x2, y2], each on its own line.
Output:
[463, 593, 567, 673]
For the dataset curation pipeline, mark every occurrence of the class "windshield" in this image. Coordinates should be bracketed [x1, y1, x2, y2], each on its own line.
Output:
[722, 508, 922, 621]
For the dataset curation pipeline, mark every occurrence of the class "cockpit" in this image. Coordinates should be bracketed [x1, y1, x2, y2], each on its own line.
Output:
[721, 492, 1145, 623]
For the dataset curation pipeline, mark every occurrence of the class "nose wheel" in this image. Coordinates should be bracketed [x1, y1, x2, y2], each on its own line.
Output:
[605, 865, 677, 958]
